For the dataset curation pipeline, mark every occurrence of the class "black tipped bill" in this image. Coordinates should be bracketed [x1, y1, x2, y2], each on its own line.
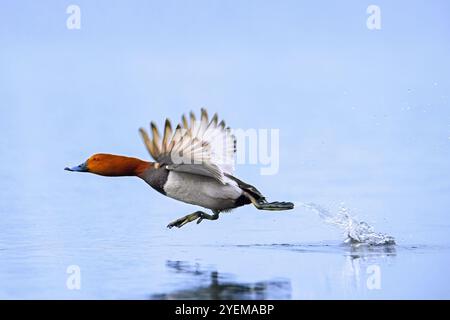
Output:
[65, 161, 88, 172]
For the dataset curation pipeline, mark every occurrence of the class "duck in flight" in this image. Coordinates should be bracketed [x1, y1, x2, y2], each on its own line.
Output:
[65, 109, 294, 228]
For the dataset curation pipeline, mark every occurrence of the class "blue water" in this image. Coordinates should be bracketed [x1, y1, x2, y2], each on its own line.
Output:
[1, 0, 450, 299]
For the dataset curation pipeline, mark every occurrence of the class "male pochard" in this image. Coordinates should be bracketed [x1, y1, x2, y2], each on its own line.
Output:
[66, 109, 294, 228]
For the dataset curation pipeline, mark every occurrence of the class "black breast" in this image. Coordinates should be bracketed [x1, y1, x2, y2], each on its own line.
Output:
[141, 167, 169, 195]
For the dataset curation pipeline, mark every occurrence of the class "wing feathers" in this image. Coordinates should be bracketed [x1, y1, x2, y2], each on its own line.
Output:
[162, 119, 172, 153]
[181, 114, 189, 129]
[139, 127, 159, 160]
[150, 122, 161, 154]
[139, 109, 236, 183]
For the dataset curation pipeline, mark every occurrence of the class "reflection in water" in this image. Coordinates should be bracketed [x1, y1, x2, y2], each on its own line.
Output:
[346, 242, 397, 260]
[234, 242, 397, 256]
[151, 261, 291, 300]
[341, 244, 397, 293]
[233, 241, 397, 296]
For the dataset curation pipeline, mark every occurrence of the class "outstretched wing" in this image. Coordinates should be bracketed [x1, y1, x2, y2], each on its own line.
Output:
[139, 109, 236, 184]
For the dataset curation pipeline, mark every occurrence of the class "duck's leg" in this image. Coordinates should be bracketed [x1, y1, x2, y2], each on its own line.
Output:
[167, 210, 220, 229]
[228, 175, 294, 211]
[197, 210, 220, 225]
[244, 192, 294, 211]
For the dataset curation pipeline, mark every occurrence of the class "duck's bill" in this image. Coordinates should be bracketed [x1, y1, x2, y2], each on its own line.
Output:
[65, 162, 88, 172]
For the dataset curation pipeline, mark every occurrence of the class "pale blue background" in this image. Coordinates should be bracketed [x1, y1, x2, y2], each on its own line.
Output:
[0, 0, 449, 299]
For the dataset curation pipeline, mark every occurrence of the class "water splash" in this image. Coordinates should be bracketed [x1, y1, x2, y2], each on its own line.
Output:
[300, 202, 395, 246]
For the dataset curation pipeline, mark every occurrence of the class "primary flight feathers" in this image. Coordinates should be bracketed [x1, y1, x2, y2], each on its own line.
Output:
[139, 109, 236, 184]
